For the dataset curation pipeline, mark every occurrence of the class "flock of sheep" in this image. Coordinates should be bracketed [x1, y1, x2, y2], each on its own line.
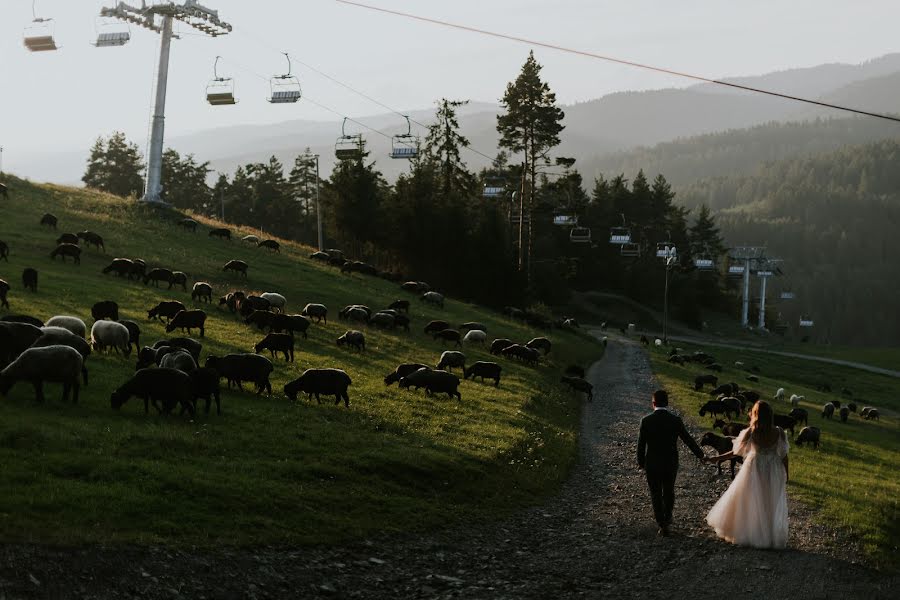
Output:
[1, 211, 597, 419]
[666, 348, 882, 478]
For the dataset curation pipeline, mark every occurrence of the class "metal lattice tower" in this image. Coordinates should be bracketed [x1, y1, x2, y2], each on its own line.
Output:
[729, 246, 766, 327]
[754, 258, 782, 329]
[101, 2, 232, 204]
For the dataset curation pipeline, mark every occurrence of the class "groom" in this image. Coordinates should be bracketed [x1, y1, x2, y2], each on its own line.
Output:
[637, 389, 705, 536]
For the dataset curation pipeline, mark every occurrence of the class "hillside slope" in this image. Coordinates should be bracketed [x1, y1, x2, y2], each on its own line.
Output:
[0, 177, 601, 545]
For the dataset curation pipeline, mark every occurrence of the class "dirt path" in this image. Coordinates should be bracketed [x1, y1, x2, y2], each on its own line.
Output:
[1, 339, 896, 599]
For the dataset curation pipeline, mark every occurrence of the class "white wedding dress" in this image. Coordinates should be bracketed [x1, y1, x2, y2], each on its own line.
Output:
[706, 427, 789, 549]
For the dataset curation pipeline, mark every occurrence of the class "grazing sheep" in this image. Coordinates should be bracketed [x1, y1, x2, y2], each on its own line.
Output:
[102, 258, 133, 278]
[178, 218, 198, 232]
[110, 367, 195, 417]
[269, 314, 311, 339]
[741, 390, 761, 404]
[720, 396, 743, 419]
[389, 299, 410, 313]
[464, 361, 502, 387]
[50, 243, 81, 264]
[147, 301, 186, 323]
[789, 408, 809, 426]
[339, 305, 370, 323]
[0, 240, 8, 262]
[129, 259, 147, 280]
[31, 327, 91, 385]
[21, 268, 38, 292]
[40, 213, 58, 229]
[239, 295, 270, 317]
[699, 400, 728, 419]
[490, 338, 515, 356]
[401, 281, 425, 293]
[500, 344, 540, 366]
[242, 234, 259, 244]
[143, 268, 174, 287]
[564, 365, 586, 378]
[847, 402, 858, 413]
[153, 338, 202, 362]
[191, 282, 213, 303]
[710, 383, 737, 396]
[463, 329, 487, 345]
[459, 322, 487, 333]
[822, 403, 835, 420]
[190, 367, 221, 415]
[668, 355, 686, 365]
[560, 375, 593, 401]
[165, 310, 207, 337]
[260, 292, 286, 313]
[839, 406, 850, 423]
[713, 419, 747, 437]
[135, 345, 170, 370]
[284, 368, 352, 406]
[45, 316, 87, 338]
[384, 363, 430, 386]
[337, 330, 366, 352]
[790, 394, 805, 408]
[309, 251, 330, 262]
[860, 407, 872, 418]
[795, 426, 821, 448]
[77, 231, 104, 252]
[90, 321, 132, 357]
[245, 309, 276, 331]
[639, 335, 649, 346]
[773, 414, 797, 435]
[399, 368, 461, 400]
[255, 332, 294, 362]
[830, 400, 841, 409]
[219, 291, 244, 313]
[1, 315, 44, 328]
[118, 320, 141, 352]
[694, 374, 719, 391]
[56, 233, 79, 246]
[526, 337, 552, 355]
[368, 312, 397, 330]
[258, 239, 280, 252]
[0, 279, 8, 310]
[0, 322, 43, 364]
[424, 320, 450, 335]
[223, 260, 248, 278]
[421, 291, 445, 308]
[865, 409, 880, 421]
[433, 329, 462, 347]
[159, 349, 198, 373]
[700, 432, 740, 478]
[437, 350, 466, 372]
[209, 227, 231, 240]
[0, 345, 82, 403]
[91, 300, 119, 322]
[301, 303, 328, 324]
[746, 375, 759, 383]
[774, 388, 785, 402]
[205, 354, 274, 396]
[171, 271, 188, 292]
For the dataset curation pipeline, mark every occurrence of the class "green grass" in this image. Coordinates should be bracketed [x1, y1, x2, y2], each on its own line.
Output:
[768, 342, 900, 373]
[647, 341, 899, 568]
[0, 177, 603, 546]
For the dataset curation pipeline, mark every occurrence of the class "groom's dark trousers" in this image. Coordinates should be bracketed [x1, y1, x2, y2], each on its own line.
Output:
[637, 408, 705, 526]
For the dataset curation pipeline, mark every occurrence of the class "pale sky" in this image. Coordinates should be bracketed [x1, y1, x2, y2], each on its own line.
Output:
[1, 0, 898, 166]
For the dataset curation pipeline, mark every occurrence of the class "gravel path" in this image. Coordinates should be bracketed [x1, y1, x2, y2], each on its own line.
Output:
[1, 337, 896, 599]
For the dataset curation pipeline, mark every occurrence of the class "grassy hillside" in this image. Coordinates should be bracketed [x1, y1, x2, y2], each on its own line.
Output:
[0, 177, 602, 546]
[648, 341, 899, 567]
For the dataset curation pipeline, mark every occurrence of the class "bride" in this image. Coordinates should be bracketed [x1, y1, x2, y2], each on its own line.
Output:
[704, 400, 790, 549]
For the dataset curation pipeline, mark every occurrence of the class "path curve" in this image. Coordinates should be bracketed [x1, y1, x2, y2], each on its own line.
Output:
[0, 338, 896, 598]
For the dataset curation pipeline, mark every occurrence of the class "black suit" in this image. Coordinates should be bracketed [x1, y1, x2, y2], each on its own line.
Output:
[637, 408, 704, 527]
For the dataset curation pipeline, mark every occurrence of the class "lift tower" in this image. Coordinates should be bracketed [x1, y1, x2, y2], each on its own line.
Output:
[101, 1, 232, 204]
[728, 246, 766, 327]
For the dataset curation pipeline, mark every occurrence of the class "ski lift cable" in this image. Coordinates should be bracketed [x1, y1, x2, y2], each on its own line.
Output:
[332, 0, 900, 125]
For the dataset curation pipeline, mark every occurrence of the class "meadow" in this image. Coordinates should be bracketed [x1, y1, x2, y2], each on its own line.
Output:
[0, 178, 602, 546]
[649, 340, 899, 567]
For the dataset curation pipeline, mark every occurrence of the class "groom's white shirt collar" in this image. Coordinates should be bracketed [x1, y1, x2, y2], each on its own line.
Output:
[654, 407, 669, 411]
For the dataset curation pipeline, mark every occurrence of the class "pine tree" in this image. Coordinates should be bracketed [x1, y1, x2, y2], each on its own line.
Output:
[82, 132, 144, 198]
[289, 149, 318, 216]
[424, 99, 474, 197]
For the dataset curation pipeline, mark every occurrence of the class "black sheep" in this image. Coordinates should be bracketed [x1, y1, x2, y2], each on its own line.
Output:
[56, 233, 79, 246]
[190, 367, 221, 415]
[50, 243, 81, 264]
[255, 332, 294, 362]
[699, 399, 728, 419]
[773, 414, 797, 435]
[245, 309, 276, 330]
[337, 330, 366, 352]
[795, 426, 821, 448]
[147, 300, 186, 323]
[171, 271, 188, 291]
[388, 299, 410, 313]
[788, 407, 808, 426]
[191, 282, 213, 303]
[179, 218, 198, 232]
[285, 368, 352, 406]
[526, 337, 552, 355]
[143, 268, 174, 287]
[490, 338, 514, 356]
[839, 406, 850, 423]
[847, 402, 857, 413]
[694, 374, 719, 391]
[165, 310, 207, 337]
[40, 213, 58, 229]
[399, 369, 461, 400]
[77, 231, 105, 252]
[128, 260, 146, 280]
[822, 403, 835, 420]
[269, 314, 310, 339]
[91, 300, 119, 322]
[240, 295, 271, 317]
[205, 354, 273, 395]
[117, 320, 141, 353]
[560, 375, 592, 400]
[301, 303, 328, 324]
[257, 239, 280, 252]
[0, 279, 9, 309]
[384, 363, 429, 386]
[209, 227, 231, 240]
[700, 432, 740, 478]
[21, 268, 37, 292]
[223, 259, 248, 278]
[0, 314, 43, 328]
[424, 320, 450, 335]
[0, 240, 8, 262]
[432, 329, 462, 347]
[501, 344, 540, 366]
[465, 361, 503, 387]
[110, 368, 195, 417]
[713, 419, 746, 437]
[0, 321, 42, 364]
[153, 338, 202, 362]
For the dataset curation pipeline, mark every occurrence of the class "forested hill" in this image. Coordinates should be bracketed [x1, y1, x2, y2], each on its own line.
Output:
[585, 117, 900, 186]
[677, 140, 900, 346]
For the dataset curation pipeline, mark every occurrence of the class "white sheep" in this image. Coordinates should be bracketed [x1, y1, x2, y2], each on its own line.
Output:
[90, 321, 132, 357]
[774, 387, 785, 401]
[260, 292, 286, 313]
[45, 315, 87, 339]
[242, 234, 260, 244]
[159, 349, 197, 373]
[0, 345, 83, 403]
[463, 329, 487, 344]
[790, 394, 805, 408]
[734, 361, 745, 367]
[654, 338, 662, 346]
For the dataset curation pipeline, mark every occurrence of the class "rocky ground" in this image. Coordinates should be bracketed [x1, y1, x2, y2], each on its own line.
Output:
[1, 337, 896, 599]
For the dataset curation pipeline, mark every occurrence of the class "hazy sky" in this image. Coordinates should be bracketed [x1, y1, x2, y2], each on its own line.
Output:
[1, 0, 899, 165]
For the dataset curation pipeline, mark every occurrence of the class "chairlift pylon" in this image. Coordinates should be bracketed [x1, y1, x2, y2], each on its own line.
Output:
[390, 116, 419, 159]
[206, 56, 236, 105]
[267, 53, 302, 104]
[23, 1, 57, 52]
[335, 117, 364, 160]
[609, 213, 631, 245]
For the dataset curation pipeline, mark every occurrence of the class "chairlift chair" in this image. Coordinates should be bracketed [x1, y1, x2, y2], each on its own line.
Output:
[93, 13, 130, 47]
[483, 177, 506, 199]
[656, 242, 676, 259]
[267, 53, 302, 104]
[553, 214, 577, 226]
[727, 263, 745, 277]
[24, 0, 57, 52]
[780, 291, 795, 300]
[799, 316, 814, 327]
[390, 116, 419, 159]
[335, 117, 364, 160]
[206, 57, 236, 105]
[569, 227, 591, 244]
[694, 257, 715, 270]
[620, 242, 641, 257]
[609, 214, 631, 244]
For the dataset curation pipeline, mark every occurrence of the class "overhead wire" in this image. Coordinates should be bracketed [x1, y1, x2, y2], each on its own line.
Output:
[332, 0, 900, 125]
